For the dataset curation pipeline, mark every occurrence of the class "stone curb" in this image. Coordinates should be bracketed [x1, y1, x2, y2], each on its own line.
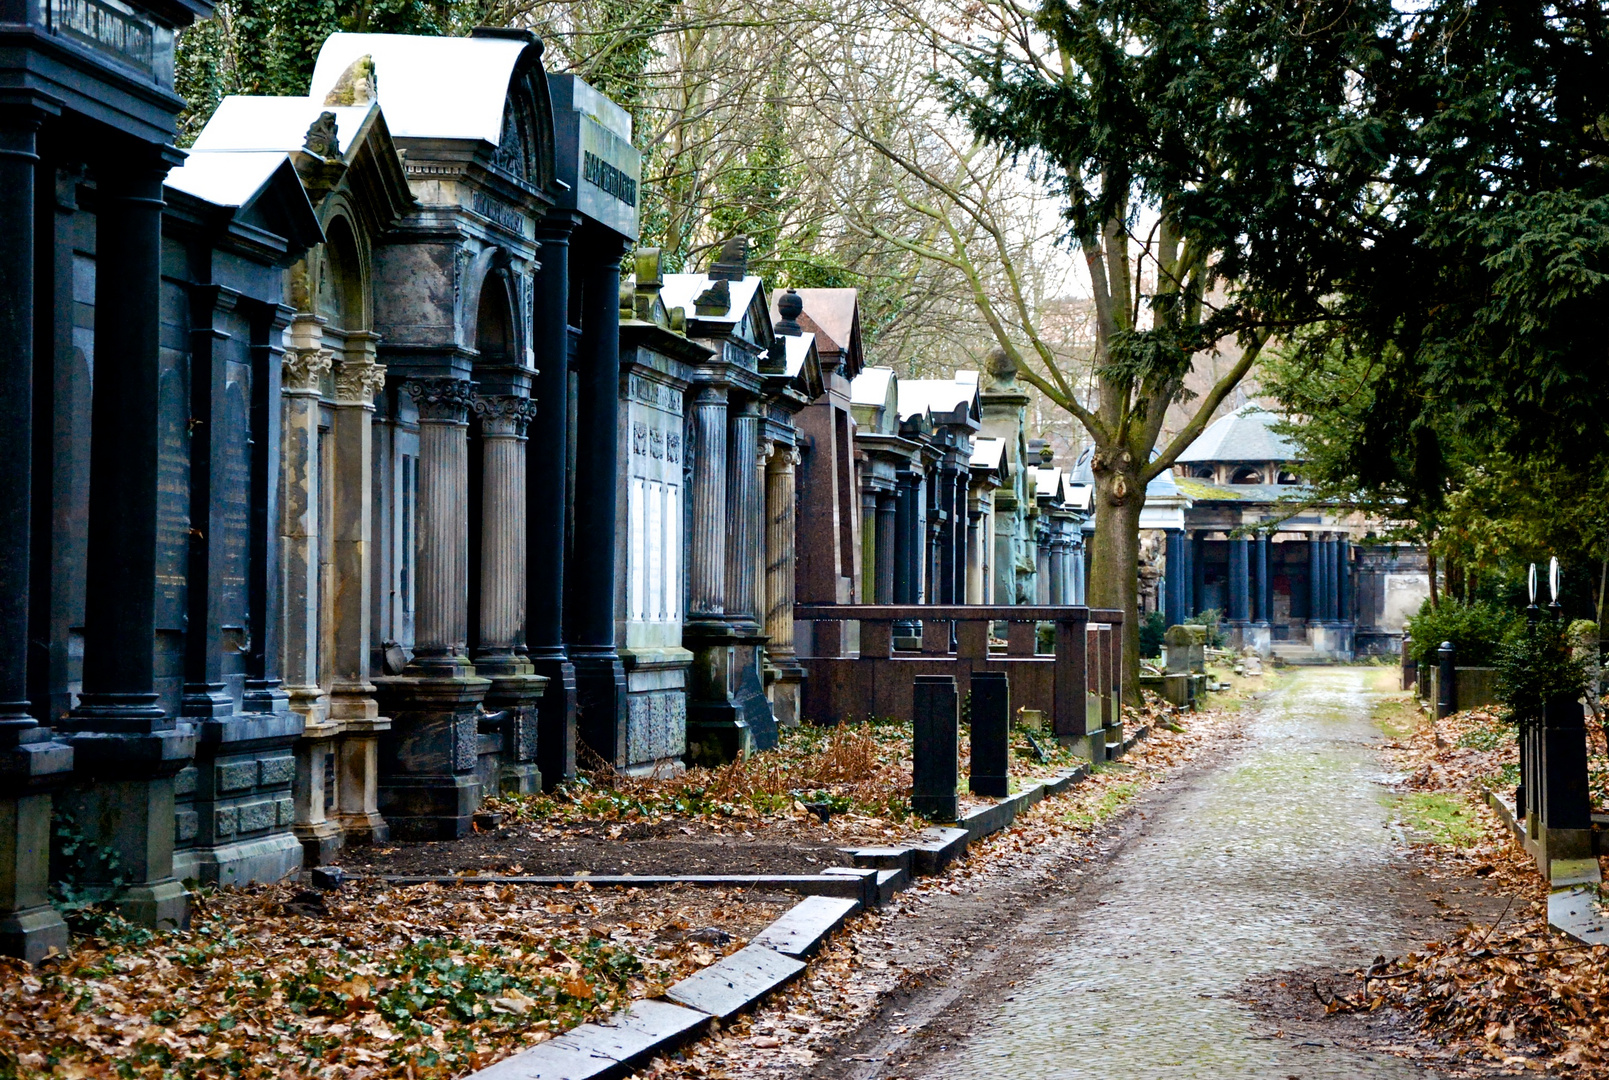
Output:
[1485, 787, 1609, 946]
[455, 738, 1158, 1080]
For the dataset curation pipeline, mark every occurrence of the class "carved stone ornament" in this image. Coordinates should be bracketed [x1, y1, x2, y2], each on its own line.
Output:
[403, 377, 478, 422]
[303, 111, 341, 160]
[334, 358, 387, 406]
[472, 393, 538, 436]
[283, 348, 333, 392]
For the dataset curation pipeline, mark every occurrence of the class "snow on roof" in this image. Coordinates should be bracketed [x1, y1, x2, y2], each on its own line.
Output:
[309, 33, 533, 144]
[897, 378, 975, 423]
[971, 436, 1006, 469]
[850, 366, 895, 407]
[166, 150, 300, 209]
[659, 274, 764, 326]
[773, 287, 858, 355]
[1175, 403, 1297, 463]
[777, 332, 815, 377]
[1032, 466, 1065, 501]
[191, 98, 377, 157]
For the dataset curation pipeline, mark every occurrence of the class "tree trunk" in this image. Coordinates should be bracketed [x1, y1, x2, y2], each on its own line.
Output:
[1427, 549, 1439, 609]
[1085, 451, 1145, 706]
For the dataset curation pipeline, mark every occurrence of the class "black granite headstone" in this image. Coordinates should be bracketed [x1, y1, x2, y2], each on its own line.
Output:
[969, 671, 1010, 799]
[912, 674, 958, 821]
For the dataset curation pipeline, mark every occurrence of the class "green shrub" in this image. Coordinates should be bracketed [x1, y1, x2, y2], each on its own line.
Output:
[1495, 615, 1587, 722]
[1139, 610, 1166, 658]
[1404, 600, 1518, 668]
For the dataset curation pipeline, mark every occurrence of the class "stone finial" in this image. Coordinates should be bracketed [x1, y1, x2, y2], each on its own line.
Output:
[303, 111, 341, 160]
[693, 276, 730, 316]
[708, 237, 749, 281]
[323, 55, 377, 107]
[635, 248, 664, 288]
[1039, 442, 1054, 465]
[981, 347, 1017, 391]
[774, 288, 803, 336]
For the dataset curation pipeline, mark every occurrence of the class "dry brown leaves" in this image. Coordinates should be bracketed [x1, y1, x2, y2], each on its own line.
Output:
[0, 881, 783, 1080]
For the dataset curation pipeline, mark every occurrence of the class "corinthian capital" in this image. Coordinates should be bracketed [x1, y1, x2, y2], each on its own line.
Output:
[403, 377, 477, 422]
[472, 393, 538, 436]
[283, 347, 333, 392]
[334, 357, 388, 406]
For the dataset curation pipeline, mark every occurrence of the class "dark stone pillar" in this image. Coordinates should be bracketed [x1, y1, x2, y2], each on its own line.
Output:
[1255, 531, 1271, 624]
[969, 671, 1009, 798]
[911, 674, 958, 820]
[937, 467, 956, 604]
[1164, 529, 1184, 627]
[0, 101, 73, 963]
[875, 492, 896, 605]
[527, 212, 579, 788]
[567, 236, 627, 762]
[725, 398, 775, 750]
[1307, 533, 1322, 625]
[1337, 536, 1352, 623]
[1322, 533, 1337, 622]
[1190, 531, 1206, 617]
[893, 469, 920, 642]
[59, 151, 194, 931]
[1228, 535, 1250, 623]
[1436, 640, 1455, 720]
[953, 469, 968, 604]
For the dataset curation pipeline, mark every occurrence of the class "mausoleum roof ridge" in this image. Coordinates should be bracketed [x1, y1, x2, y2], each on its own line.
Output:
[1175, 402, 1297, 464]
[850, 366, 895, 407]
[191, 97, 377, 159]
[660, 273, 763, 326]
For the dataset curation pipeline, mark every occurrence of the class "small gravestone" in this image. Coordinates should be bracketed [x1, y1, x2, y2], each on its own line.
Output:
[912, 675, 960, 821]
[969, 672, 1010, 799]
[1164, 625, 1207, 674]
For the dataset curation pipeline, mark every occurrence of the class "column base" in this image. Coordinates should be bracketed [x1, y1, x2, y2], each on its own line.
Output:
[572, 654, 627, 768]
[528, 656, 577, 790]
[294, 820, 344, 867]
[621, 648, 691, 770]
[116, 878, 190, 932]
[770, 666, 804, 731]
[374, 672, 492, 840]
[0, 905, 69, 965]
[686, 706, 752, 767]
[1058, 731, 1108, 763]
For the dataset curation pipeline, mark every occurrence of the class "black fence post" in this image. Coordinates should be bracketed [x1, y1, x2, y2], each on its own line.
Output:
[1539, 693, 1594, 865]
[912, 674, 959, 821]
[1401, 632, 1416, 692]
[1436, 641, 1456, 720]
[969, 672, 1010, 799]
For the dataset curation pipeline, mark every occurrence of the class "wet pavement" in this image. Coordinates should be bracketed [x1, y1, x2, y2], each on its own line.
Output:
[913, 667, 1448, 1080]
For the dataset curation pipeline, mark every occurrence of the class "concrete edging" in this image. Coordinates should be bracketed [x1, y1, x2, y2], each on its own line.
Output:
[455, 744, 1155, 1080]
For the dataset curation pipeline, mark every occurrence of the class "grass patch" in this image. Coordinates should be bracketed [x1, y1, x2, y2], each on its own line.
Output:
[1372, 691, 1425, 741]
[1456, 712, 1516, 751]
[1064, 776, 1141, 829]
[1398, 791, 1485, 848]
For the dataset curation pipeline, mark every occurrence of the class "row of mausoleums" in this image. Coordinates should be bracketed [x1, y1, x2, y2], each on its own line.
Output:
[0, 16, 1091, 960]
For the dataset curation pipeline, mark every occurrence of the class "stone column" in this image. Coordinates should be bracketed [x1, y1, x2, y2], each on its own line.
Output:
[0, 101, 72, 963]
[937, 466, 957, 604]
[1164, 529, 1184, 626]
[1307, 532, 1323, 626]
[859, 488, 879, 605]
[279, 317, 329, 725]
[474, 395, 538, 672]
[330, 339, 389, 843]
[725, 400, 762, 627]
[893, 470, 920, 642]
[1191, 531, 1206, 617]
[402, 378, 475, 671]
[527, 211, 579, 788]
[688, 385, 729, 618]
[60, 153, 193, 931]
[965, 509, 982, 603]
[764, 446, 802, 727]
[280, 319, 337, 862]
[376, 376, 489, 841]
[875, 493, 896, 605]
[1256, 531, 1272, 624]
[1322, 533, 1338, 622]
[1228, 535, 1250, 623]
[1048, 533, 1066, 606]
[567, 240, 628, 761]
[1337, 536, 1352, 623]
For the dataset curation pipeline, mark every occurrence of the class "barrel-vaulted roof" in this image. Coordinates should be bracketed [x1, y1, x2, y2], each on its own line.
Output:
[1175, 404, 1297, 464]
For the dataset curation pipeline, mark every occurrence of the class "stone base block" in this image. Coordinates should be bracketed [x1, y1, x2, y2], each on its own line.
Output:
[377, 774, 482, 841]
[686, 708, 752, 767]
[912, 794, 959, 822]
[173, 831, 303, 888]
[117, 878, 189, 932]
[1244, 624, 1272, 657]
[294, 821, 344, 867]
[334, 810, 389, 846]
[498, 763, 542, 796]
[1058, 731, 1107, 763]
[0, 905, 69, 965]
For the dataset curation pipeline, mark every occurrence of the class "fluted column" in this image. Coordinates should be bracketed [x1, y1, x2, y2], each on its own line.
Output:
[726, 400, 762, 627]
[1308, 532, 1323, 625]
[860, 488, 879, 604]
[402, 377, 476, 672]
[474, 395, 537, 670]
[764, 447, 799, 660]
[688, 385, 728, 619]
[1255, 531, 1271, 624]
[1337, 536, 1352, 623]
[1229, 534, 1250, 623]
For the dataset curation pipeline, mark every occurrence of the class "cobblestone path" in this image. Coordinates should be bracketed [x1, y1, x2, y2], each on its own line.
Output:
[915, 666, 1443, 1080]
